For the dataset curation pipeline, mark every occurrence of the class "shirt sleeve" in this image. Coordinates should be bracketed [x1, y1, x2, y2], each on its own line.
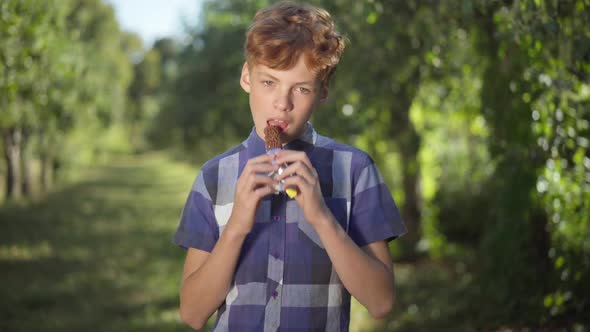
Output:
[348, 158, 407, 247]
[173, 171, 219, 252]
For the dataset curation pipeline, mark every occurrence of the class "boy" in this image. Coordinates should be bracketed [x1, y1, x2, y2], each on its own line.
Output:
[173, 1, 406, 331]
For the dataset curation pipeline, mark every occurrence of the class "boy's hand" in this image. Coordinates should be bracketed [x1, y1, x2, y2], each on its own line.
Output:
[228, 154, 278, 237]
[275, 150, 331, 225]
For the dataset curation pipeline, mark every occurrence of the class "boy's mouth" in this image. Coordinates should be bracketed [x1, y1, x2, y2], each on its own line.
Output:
[267, 119, 289, 131]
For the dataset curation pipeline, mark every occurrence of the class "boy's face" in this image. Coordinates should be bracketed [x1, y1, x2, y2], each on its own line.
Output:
[240, 55, 327, 144]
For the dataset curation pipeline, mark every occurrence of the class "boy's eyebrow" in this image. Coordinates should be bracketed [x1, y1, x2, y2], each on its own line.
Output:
[257, 71, 315, 85]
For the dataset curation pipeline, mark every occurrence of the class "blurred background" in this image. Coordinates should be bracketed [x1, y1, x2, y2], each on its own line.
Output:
[1, 0, 589, 331]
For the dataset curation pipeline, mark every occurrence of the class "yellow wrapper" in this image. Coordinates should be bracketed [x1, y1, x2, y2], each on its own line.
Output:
[286, 188, 298, 199]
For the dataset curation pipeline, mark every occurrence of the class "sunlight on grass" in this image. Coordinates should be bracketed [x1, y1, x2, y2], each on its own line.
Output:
[0, 152, 196, 332]
[0, 241, 54, 261]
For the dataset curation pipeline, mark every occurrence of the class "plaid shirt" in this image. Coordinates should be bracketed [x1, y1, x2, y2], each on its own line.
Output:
[174, 123, 406, 331]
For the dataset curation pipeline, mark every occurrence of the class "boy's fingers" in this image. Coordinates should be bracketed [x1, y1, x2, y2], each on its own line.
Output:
[275, 151, 313, 169]
[282, 173, 309, 189]
[278, 161, 314, 184]
[246, 162, 278, 174]
[242, 158, 278, 176]
[252, 174, 277, 186]
[275, 150, 306, 161]
[242, 155, 274, 174]
[247, 153, 275, 164]
[253, 187, 274, 200]
[246, 175, 277, 193]
[240, 170, 275, 189]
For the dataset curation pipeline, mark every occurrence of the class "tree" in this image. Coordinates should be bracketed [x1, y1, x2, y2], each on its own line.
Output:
[0, 0, 66, 199]
[1, 0, 135, 199]
[460, 0, 590, 325]
[320, 0, 457, 255]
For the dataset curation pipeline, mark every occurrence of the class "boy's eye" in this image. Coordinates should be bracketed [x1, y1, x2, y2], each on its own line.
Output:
[297, 87, 311, 94]
[262, 80, 274, 86]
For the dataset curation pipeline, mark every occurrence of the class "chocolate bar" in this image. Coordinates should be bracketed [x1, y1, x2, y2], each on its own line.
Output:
[264, 126, 297, 198]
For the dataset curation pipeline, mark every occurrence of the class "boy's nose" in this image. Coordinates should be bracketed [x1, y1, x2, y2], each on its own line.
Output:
[273, 90, 293, 112]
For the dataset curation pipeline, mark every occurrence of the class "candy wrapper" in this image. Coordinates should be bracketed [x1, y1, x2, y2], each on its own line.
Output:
[264, 126, 298, 198]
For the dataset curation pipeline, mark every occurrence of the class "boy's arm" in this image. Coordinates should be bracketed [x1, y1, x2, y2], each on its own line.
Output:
[178, 154, 278, 330]
[276, 151, 396, 319]
[179, 227, 248, 330]
[313, 216, 396, 319]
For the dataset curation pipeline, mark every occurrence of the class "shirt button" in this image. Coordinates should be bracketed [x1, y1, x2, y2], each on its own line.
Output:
[272, 251, 280, 259]
[272, 216, 280, 222]
[271, 290, 278, 299]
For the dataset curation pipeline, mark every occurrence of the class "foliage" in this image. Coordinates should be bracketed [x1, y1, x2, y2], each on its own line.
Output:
[0, 0, 137, 199]
[2, 0, 589, 329]
[461, 0, 590, 326]
[144, 0, 589, 327]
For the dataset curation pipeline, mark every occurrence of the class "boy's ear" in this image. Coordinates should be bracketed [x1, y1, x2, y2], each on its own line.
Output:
[240, 62, 251, 93]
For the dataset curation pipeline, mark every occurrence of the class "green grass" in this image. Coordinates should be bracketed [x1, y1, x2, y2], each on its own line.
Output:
[350, 260, 479, 332]
[0, 152, 196, 331]
[0, 152, 489, 331]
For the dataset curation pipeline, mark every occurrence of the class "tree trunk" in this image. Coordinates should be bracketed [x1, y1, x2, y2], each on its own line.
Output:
[398, 128, 422, 249]
[39, 129, 51, 193]
[20, 130, 33, 198]
[52, 158, 62, 185]
[390, 69, 422, 255]
[40, 153, 51, 192]
[531, 207, 552, 279]
[2, 128, 22, 200]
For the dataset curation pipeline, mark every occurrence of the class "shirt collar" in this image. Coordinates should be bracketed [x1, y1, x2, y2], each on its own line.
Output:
[244, 122, 317, 158]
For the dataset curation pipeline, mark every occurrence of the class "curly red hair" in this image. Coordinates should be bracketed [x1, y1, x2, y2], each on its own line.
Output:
[245, 1, 345, 87]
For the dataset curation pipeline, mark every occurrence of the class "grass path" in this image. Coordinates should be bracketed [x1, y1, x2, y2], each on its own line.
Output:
[0, 152, 476, 331]
[0, 153, 197, 331]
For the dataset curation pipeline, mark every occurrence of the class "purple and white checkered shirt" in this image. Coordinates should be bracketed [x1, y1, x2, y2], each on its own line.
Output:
[174, 123, 406, 331]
